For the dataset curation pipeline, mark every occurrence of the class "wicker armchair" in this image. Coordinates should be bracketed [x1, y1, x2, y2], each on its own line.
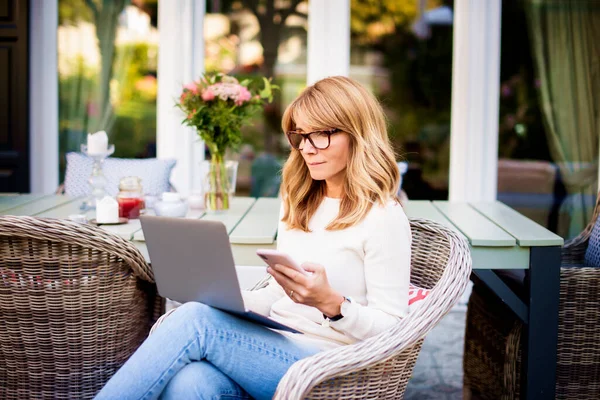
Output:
[463, 194, 600, 400]
[151, 217, 472, 399]
[0, 216, 165, 399]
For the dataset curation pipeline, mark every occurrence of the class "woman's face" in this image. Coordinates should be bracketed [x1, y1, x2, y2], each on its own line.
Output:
[293, 115, 351, 192]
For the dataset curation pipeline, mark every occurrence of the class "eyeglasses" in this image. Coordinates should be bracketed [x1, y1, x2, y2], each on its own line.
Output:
[286, 128, 341, 150]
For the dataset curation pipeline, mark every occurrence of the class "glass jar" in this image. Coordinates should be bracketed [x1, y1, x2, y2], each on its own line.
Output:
[117, 176, 145, 219]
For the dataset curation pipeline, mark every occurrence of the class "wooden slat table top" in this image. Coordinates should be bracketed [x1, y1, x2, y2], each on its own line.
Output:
[432, 201, 517, 247]
[470, 201, 564, 247]
[132, 208, 206, 241]
[404, 200, 530, 270]
[402, 200, 455, 229]
[31, 197, 87, 219]
[1, 195, 564, 269]
[0, 195, 79, 216]
[199, 197, 257, 234]
[0, 194, 50, 213]
[132, 198, 255, 242]
[229, 197, 281, 245]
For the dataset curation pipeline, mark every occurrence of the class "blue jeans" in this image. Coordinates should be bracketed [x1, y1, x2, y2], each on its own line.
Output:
[94, 302, 320, 400]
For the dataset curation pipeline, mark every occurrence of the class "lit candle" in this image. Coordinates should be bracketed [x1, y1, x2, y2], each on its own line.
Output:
[87, 130, 109, 155]
[96, 196, 120, 223]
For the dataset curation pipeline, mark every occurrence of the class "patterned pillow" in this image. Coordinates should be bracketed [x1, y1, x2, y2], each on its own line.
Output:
[584, 216, 600, 268]
[64, 152, 176, 197]
[408, 283, 431, 312]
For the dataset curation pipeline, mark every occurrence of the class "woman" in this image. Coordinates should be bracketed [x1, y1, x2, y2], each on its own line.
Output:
[95, 76, 412, 400]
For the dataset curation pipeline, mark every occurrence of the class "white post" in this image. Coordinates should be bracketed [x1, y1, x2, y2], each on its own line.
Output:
[307, 0, 350, 85]
[157, 0, 205, 196]
[448, 0, 502, 201]
[29, 0, 59, 194]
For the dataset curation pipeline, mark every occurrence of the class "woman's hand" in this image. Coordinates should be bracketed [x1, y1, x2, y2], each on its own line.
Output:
[267, 262, 345, 318]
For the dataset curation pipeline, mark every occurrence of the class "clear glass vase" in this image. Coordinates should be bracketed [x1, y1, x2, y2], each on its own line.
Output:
[80, 143, 115, 210]
[201, 154, 238, 212]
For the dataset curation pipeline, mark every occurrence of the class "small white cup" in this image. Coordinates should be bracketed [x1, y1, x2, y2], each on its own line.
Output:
[68, 214, 88, 224]
[154, 192, 188, 217]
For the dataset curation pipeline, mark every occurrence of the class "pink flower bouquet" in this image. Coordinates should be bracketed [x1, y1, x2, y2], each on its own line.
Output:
[176, 73, 277, 210]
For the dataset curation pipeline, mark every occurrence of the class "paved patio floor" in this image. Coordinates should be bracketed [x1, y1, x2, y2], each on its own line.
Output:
[404, 283, 471, 399]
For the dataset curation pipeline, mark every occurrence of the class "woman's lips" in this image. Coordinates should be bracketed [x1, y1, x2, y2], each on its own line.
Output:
[308, 162, 325, 166]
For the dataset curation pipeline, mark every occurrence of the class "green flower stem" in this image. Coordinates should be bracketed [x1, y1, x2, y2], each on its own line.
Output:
[205, 152, 230, 211]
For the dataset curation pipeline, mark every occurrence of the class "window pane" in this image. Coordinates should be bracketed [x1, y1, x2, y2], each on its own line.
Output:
[58, 1, 159, 182]
[205, 0, 308, 197]
[350, 0, 454, 200]
[496, 0, 598, 239]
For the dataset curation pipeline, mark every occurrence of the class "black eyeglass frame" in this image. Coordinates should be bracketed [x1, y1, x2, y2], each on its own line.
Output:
[285, 128, 342, 150]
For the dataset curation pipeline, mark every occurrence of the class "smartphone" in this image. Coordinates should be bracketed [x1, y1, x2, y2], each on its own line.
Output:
[256, 249, 310, 276]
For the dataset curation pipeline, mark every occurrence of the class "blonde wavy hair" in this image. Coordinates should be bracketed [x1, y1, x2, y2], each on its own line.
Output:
[280, 76, 400, 232]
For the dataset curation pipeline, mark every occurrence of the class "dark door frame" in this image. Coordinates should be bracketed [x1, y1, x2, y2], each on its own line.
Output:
[0, 0, 29, 193]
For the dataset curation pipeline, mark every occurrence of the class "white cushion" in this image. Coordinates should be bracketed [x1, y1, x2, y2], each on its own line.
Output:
[64, 152, 176, 197]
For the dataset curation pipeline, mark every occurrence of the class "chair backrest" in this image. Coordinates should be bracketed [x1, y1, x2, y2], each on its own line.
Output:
[251, 153, 282, 198]
[64, 152, 176, 197]
[584, 215, 600, 267]
[409, 217, 452, 287]
[0, 216, 162, 399]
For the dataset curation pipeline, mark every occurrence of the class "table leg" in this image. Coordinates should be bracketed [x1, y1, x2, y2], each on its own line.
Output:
[521, 246, 561, 399]
[471, 270, 528, 322]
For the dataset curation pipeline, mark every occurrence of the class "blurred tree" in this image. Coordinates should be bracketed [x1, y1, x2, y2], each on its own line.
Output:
[58, 0, 130, 132]
[350, 0, 446, 44]
[58, 1, 158, 179]
[214, 0, 434, 78]
[212, 0, 305, 152]
[59, 0, 93, 24]
[350, 0, 417, 45]
[84, 0, 129, 132]
[210, 0, 431, 152]
[132, 0, 158, 26]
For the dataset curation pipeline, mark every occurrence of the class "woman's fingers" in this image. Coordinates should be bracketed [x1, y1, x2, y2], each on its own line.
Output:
[300, 262, 324, 274]
[268, 267, 302, 294]
[267, 263, 331, 306]
[272, 263, 308, 283]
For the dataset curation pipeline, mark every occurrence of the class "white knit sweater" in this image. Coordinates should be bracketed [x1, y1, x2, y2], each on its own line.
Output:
[242, 197, 412, 350]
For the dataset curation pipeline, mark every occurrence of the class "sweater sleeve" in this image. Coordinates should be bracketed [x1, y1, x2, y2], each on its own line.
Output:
[330, 202, 412, 341]
[241, 279, 286, 316]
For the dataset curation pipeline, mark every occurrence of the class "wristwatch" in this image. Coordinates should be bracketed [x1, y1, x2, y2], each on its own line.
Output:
[322, 296, 352, 327]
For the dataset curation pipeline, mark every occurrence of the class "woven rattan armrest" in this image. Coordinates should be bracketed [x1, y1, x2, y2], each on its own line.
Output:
[273, 314, 431, 399]
[561, 237, 588, 265]
[0, 215, 154, 283]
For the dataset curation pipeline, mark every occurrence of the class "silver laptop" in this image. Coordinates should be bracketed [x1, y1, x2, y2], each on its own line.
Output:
[139, 215, 300, 334]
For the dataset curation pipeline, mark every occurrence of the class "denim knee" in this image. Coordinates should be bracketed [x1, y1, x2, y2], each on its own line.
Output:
[173, 301, 213, 321]
[160, 361, 250, 400]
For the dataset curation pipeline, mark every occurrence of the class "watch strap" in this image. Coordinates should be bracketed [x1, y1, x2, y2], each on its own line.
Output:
[322, 296, 350, 324]
[323, 312, 344, 321]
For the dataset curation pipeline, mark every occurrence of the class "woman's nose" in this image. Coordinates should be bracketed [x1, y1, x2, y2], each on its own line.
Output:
[301, 138, 318, 154]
